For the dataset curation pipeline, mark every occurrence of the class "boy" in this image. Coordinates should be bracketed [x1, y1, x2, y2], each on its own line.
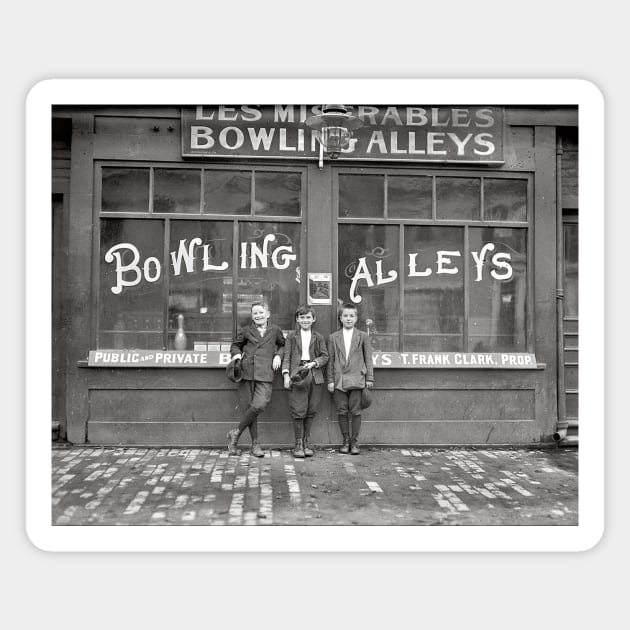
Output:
[282, 305, 329, 458]
[327, 303, 374, 455]
[226, 302, 285, 457]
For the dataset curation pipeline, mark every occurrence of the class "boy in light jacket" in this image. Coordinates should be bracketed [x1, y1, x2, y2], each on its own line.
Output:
[327, 303, 374, 455]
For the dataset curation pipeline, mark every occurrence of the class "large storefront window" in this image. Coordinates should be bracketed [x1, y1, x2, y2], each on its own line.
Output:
[337, 170, 530, 352]
[97, 164, 303, 350]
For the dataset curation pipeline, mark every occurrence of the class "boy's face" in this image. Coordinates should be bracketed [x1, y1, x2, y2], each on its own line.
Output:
[340, 308, 358, 329]
[251, 305, 270, 326]
[296, 312, 315, 331]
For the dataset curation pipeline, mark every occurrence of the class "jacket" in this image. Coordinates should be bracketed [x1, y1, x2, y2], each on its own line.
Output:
[282, 329, 329, 385]
[326, 328, 374, 391]
[230, 323, 285, 383]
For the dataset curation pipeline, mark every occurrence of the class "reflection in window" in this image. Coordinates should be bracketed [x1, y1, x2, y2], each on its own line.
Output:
[468, 227, 527, 351]
[564, 222, 578, 317]
[102, 167, 149, 213]
[254, 171, 301, 216]
[338, 224, 399, 350]
[153, 169, 201, 214]
[436, 177, 480, 220]
[484, 178, 527, 222]
[99, 219, 164, 349]
[339, 174, 384, 218]
[168, 221, 233, 349]
[238, 222, 301, 331]
[204, 170, 251, 215]
[404, 226, 464, 351]
[388, 176, 432, 219]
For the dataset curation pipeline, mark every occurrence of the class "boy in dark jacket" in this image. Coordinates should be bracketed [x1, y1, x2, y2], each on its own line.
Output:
[226, 302, 285, 457]
[327, 303, 374, 455]
[282, 305, 329, 458]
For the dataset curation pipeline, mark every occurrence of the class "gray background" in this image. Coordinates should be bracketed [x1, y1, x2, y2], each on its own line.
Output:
[5, 1, 622, 628]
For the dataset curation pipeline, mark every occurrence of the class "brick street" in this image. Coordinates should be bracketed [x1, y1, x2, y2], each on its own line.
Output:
[51, 445, 578, 526]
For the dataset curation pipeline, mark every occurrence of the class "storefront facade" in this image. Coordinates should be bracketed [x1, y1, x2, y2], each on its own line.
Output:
[51, 105, 578, 447]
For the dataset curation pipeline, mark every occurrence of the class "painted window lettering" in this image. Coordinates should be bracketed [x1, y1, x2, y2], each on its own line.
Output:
[104, 235, 297, 295]
[349, 243, 513, 303]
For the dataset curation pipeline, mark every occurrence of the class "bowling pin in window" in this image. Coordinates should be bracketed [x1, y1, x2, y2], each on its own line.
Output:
[174, 313, 187, 350]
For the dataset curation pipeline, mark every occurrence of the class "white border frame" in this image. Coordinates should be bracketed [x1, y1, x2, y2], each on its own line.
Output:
[26, 79, 604, 552]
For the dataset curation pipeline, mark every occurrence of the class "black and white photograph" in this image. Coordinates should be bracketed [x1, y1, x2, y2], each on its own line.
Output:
[25, 81, 602, 553]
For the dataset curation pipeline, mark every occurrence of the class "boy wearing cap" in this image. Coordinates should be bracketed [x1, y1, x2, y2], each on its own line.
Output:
[226, 302, 285, 457]
[327, 303, 374, 455]
[282, 305, 329, 458]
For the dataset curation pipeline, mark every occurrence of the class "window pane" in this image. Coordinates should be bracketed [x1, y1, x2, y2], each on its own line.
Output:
[339, 174, 384, 218]
[436, 177, 480, 220]
[484, 178, 527, 222]
[168, 221, 234, 349]
[99, 219, 164, 349]
[254, 171, 301, 216]
[403, 226, 464, 351]
[153, 168, 201, 214]
[204, 170, 251, 215]
[238, 222, 301, 331]
[388, 175, 432, 219]
[564, 223, 579, 317]
[338, 224, 399, 350]
[101, 167, 149, 213]
[468, 227, 527, 351]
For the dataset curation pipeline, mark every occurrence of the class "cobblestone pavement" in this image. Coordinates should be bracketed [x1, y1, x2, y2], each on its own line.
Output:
[51, 445, 578, 526]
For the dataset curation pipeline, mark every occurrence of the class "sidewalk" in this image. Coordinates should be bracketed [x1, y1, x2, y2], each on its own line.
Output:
[52, 445, 578, 526]
[52, 445, 578, 525]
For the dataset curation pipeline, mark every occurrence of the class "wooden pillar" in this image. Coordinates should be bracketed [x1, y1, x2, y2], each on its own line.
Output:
[65, 113, 94, 443]
[533, 125, 558, 438]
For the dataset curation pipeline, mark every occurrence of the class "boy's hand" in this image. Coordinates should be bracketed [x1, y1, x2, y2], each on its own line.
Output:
[366, 381, 374, 389]
[272, 356, 282, 371]
[283, 374, 291, 390]
[327, 383, 335, 394]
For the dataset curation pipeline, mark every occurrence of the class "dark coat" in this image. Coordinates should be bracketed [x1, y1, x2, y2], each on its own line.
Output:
[282, 329, 329, 385]
[326, 328, 374, 391]
[230, 324, 285, 383]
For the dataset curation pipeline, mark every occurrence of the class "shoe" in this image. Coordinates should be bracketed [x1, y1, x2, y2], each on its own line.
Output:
[303, 438, 314, 458]
[293, 438, 305, 458]
[350, 438, 360, 455]
[251, 442, 265, 458]
[227, 429, 240, 455]
[339, 437, 350, 454]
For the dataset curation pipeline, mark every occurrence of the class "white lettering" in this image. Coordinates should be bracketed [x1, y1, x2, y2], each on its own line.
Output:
[170, 238, 201, 276]
[349, 257, 374, 303]
[219, 126, 244, 150]
[366, 131, 387, 153]
[190, 126, 214, 149]
[408, 253, 432, 277]
[491, 252, 513, 280]
[104, 243, 143, 294]
[474, 133, 495, 155]
[436, 250, 461, 274]
[247, 127, 275, 150]
[471, 243, 495, 281]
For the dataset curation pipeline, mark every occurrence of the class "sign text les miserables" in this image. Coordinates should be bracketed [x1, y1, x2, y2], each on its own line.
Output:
[181, 105, 504, 163]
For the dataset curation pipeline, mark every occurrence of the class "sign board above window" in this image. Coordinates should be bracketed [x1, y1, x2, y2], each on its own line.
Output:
[181, 106, 504, 164]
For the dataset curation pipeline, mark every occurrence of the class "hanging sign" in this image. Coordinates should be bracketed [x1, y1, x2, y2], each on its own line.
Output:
[181, 105, 504, 163]
[307, 273, 332, 305]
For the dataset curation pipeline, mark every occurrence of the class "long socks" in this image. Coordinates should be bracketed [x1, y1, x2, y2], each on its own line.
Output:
[351, 414, 361, 439]
[292, 418, 304, 440]
[237, 406, 257, 434]
[337, 414, 350, 438]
